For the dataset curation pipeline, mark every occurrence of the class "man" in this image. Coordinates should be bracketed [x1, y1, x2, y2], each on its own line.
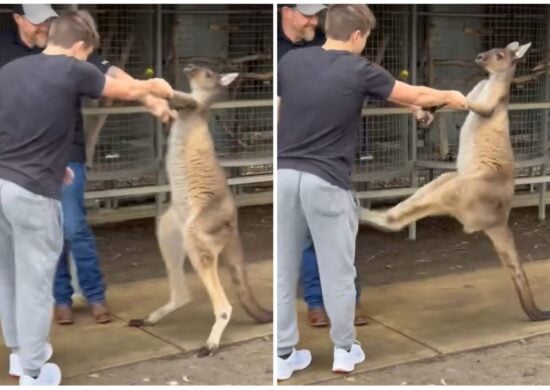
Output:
[0, 10, 173, 385]
[279, 3, 367, 328]
[278, 4, 326, 62]
[0, 5, 170, 325]
[277, 5, 467, 380]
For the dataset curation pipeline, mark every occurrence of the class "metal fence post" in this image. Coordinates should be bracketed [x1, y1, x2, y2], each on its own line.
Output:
[408, 5, 418, 240]
[539, 8, 550, 221]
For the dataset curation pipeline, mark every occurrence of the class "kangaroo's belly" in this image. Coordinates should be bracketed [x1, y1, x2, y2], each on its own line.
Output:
[166, 145, 229, 213]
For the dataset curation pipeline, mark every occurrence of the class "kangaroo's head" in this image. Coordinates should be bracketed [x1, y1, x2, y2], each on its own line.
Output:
[183, 64, 239, 104]
[475, 42, 531, 76]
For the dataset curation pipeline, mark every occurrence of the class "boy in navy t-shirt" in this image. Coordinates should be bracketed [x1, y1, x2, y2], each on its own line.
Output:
[0, 11, 173, 385]
[277, 4, 467, 380]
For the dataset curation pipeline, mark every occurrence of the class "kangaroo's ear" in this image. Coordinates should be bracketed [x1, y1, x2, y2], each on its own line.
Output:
[220, 73, 239, 87]
[506, 41, 520, 52]
[514, 42, 531, 60]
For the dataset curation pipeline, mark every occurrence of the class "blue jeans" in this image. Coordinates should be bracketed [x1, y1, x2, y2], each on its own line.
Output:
[54, 162, 106, 305]
[301, 243, 361, 309]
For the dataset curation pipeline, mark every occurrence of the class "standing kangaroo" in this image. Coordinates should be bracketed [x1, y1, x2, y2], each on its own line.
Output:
[363, 42, 550, 321]
[129, 65, 272, 356]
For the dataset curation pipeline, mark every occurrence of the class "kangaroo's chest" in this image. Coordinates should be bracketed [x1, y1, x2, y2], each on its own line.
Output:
[457, 80, 512, 173]
[165, 117, 226, 208]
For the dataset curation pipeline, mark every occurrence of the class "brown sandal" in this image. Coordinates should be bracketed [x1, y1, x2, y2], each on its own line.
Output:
[307, 307, 329, 327]
[90, 303, 111, 324]
[354, 310, 369, 326]
[54, 304, 74, 325]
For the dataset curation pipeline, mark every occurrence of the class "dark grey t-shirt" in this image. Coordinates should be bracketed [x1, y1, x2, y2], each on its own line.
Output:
[278, 46, 396, 190]
[0, 29, 111, 163]
[0, 54, 106, 199]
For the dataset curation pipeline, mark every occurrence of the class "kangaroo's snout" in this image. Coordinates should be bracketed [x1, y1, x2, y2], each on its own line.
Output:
[183, 64, 198, 76]
[475, 53, 486, 65]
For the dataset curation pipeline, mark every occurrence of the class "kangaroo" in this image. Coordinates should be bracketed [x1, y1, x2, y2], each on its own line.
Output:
[362, 42, 550, 321]
[128, 65, 273, 356]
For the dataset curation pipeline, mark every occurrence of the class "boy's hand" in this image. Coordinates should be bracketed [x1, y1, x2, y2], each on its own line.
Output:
[142, 95, 177, 123]
[63, 167, 74, 186]
[147, 78, 174, 99]
[446, 90, 467, 110]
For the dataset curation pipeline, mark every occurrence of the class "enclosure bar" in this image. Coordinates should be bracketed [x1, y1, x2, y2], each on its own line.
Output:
[161, 8, 272, 15]
[416, 11, 545, 19]
[82, 99, 273, 115]
[87, 191, 273, 225]
[81, 101, 545, 117]
[408, 4, 418, 240]
[415, 158, 547, 170]
[361, 102, 550, 117]
[540, 8, 550, 220]
[356, 175, 550, 201]
[85, 174, 272, 200]
[44, 7, 274, 15]
[154, 4, 164, 222]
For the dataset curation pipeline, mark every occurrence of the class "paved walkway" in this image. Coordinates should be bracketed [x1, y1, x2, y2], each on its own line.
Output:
[0, 261, 273, 384]
[283, 259, 550, 385]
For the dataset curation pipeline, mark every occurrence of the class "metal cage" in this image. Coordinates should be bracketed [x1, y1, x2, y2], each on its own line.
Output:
[357, 5, 550, 239]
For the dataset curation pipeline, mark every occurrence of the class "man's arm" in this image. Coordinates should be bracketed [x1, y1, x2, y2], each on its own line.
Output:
[105, 65, 176, 121]
[101, 75, 173, 102]
[388, 80, 467, 110]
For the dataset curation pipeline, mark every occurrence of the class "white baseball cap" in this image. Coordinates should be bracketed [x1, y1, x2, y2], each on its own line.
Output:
[12, 4, 58, 25]
[292, 4, 327, 16]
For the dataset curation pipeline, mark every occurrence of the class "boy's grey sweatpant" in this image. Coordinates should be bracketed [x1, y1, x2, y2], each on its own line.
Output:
[277, 169, 358, 356]
[0, 178, 63, 377]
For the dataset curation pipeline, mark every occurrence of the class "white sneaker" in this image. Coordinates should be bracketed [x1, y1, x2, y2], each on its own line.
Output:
[332, 341, 366, 373]
[10, 343, 54, 377]
[19, 363, 61, 385]
[277, 348, 312, 381]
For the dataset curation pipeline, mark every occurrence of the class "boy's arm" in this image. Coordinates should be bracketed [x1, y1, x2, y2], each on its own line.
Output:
[106, 65, 176, 121]
[101, 76, 173, 102]
[387, 80, 466, 110]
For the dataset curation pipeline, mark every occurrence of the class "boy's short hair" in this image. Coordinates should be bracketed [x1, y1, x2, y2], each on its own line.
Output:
[325, 5, 376, 41]
[48, 10, 99, 50]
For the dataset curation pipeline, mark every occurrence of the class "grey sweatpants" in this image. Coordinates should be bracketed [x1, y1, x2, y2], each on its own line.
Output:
[0, 178, 63, 377]
[277, 169, 358, 356]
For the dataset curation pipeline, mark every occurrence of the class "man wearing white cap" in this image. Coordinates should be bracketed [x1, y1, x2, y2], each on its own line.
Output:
[278, 4, 327, 62]
[0, 4, 57, 58]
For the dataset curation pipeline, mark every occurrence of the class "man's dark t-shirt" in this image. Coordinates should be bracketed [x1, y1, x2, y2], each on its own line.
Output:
[0, 29, 110, 163]
[277, 21, 325, 62]
[278, 46, 396, 190]
[0, 54, 106, 199]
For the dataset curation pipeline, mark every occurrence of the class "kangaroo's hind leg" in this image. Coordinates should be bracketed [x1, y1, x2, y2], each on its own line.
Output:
[361, 172, 459, 231]
[485, 225, 550, 321]
[184, 225, 233, 357]
[128, 206, 191, 327]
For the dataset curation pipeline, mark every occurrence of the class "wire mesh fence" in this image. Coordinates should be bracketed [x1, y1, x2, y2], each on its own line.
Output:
[414, 5, 548, 165]
[356, 5, 410, 177]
